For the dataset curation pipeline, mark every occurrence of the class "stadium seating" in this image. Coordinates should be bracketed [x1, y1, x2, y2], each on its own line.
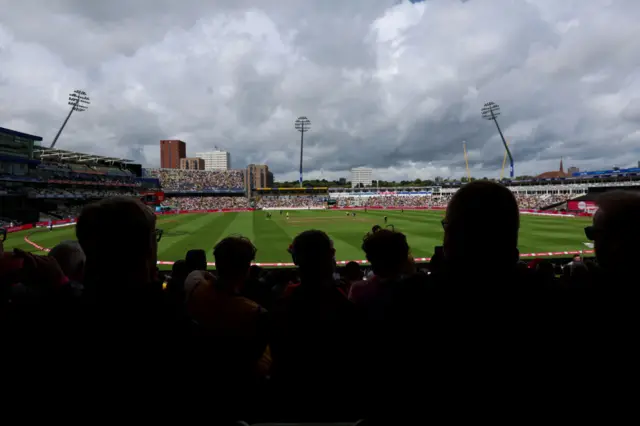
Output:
[145, 168, 244, 191]
[256, 195, 326, 208]
[161, 196, 250, 210]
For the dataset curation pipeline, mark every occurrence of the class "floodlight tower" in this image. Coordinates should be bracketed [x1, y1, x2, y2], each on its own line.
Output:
[51, 90, 91, 149]
[295, 116, 311, 187]
[481, 101, 513, 178]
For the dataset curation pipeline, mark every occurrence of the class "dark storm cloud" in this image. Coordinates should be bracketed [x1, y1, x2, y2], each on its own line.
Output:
[1, 0, 640, 181]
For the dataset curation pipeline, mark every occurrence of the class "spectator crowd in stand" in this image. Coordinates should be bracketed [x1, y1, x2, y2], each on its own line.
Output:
[332, 193, 575, 210]
[2, 181, 635, 422]
[514, 193, 575, 209]
[27, 187, 139, 200]
[334, 195, 450, 208]
[1, 161, 139, 186]
[36, 162, 138, 185]
[161, 196, 250, 210]
[153, 193, 577, 213]
[256, 196, 326, 208]
[146, 168, 244, 191]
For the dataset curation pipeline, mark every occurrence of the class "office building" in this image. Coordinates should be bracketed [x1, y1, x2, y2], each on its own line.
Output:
[567, 166, 579, 175]
[350, 167, 373, 187]
[196, 150, 231, 170]
[160, 140, 186, 169]
[246, 164, 274, 196]
[180, 157, 205, 170]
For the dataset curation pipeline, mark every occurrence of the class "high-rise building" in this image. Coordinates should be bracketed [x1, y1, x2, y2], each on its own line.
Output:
[350, 167, 373, 188]
[160, 140, 186, 169]
[246, 164, 273, 195]
[180, 157, 205, 170]
[196, 150, 230, 170]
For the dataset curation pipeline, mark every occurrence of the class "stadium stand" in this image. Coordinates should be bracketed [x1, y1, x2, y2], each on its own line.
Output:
[2, 127, 639, 421]
[256, 195, 327, 209]
[144, 168, 245, 191]
[161, 196, 250, 210]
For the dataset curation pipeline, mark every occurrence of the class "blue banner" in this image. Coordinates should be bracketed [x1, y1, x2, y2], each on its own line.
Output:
[572, 167, 640, 177]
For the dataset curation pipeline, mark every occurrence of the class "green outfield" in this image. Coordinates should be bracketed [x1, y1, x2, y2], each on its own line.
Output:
[4, 210, 594, 268]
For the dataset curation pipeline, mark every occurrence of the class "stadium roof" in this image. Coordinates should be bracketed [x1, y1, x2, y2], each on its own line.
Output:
[33, 147, 133, 165]
[0, 126, 43, 142]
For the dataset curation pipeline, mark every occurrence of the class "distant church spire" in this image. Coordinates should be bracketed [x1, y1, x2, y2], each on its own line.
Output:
[559, 157, 564, 173]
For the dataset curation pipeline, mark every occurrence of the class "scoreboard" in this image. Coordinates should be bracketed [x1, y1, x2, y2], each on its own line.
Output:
[140, 190, 165, 206]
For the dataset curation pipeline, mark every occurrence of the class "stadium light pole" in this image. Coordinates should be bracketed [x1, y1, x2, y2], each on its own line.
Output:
[295, 116, 311, 187]
[51, 90, 91, 149]
[481, 101, 514, 179]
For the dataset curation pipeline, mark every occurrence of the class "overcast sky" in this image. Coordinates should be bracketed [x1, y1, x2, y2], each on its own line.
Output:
[1, 0, 639, 181]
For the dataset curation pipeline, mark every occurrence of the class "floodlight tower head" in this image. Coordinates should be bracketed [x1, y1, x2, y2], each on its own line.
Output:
[295, 116, 311, 133]
[481, 101, 500, 121]
[68, 90, 91, 112]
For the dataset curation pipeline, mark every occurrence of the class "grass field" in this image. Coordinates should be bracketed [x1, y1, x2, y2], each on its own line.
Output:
[3, 210, 594, 269]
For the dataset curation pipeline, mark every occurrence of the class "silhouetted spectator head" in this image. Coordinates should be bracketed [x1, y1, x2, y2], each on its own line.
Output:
[372, 225, 382, 233]
[167, 259, 189, 295]
[535, 259, 555, 284]
[344, 261, 363, 282]
[213, 236, 256, 288]
[362, 229, 410, 279]
[76, 197, 158, 287]
[48, 240, 85, 282]
[291, 230, 335, 282]
[443, 180, 519, 267]
[591, 191, 640, 273]
[248, 265, 262, 281]
[185, 249, 207, 272]
[572, 254, 581, 263]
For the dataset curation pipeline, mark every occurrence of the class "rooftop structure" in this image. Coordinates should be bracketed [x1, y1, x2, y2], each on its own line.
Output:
[34, 147, 133, 166]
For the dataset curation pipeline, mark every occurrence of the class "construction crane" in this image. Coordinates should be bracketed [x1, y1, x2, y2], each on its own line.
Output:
[500, 139, 510, 180]
[463, 141, 471, 181]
